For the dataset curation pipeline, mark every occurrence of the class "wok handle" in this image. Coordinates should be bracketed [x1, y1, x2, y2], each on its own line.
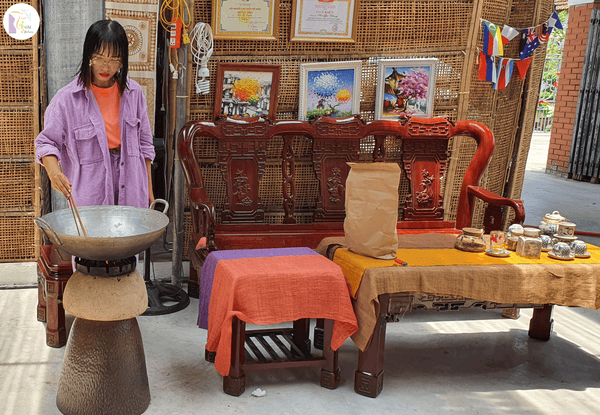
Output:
[150, 198, 169, 214]
[33, 217, 63, 246]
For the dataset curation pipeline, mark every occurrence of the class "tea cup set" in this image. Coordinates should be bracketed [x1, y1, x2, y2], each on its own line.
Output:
[542, 218, 591, 260]
[457, 210, 592, 260]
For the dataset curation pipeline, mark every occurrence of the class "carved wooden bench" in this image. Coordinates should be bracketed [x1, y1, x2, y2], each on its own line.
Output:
[178, 115, 525, 298]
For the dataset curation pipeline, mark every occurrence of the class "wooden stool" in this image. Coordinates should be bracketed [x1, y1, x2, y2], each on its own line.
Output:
[207, 317, 339, 396]
[37, 245, 72, 348]
[202, 248, 357, 397]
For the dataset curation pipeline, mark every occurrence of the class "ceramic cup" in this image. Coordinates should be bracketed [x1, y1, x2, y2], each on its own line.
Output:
[507, 224, 524, 237]
[557, 221, 576, 237]
[539, 234, 553, 251]
[489, 230, 506, 252]
[552, 242, 572, 258]
[570, 240, 588, 257]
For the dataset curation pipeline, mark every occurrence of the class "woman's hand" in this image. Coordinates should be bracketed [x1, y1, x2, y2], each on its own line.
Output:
[41, 155, 72, 198]
[146, 158, 155, 206]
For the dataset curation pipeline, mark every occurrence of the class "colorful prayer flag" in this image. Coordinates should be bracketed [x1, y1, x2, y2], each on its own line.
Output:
[537, 22, 551, 43]
[501, 25, 520, 46]
[494, 58, 514, 90]
[515, 57, 532, 80]
[520, 28, 540, 59]
[478, 52, 497, 83]
[547, 10, 563, 31]
[483, 20, 503, 56]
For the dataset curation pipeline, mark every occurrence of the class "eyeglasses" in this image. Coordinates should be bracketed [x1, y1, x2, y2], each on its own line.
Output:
[90, 56, 122, 71]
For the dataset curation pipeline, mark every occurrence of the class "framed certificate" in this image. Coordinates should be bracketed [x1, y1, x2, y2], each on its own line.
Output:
[290, 0, 359, 42]
[212, 0, 279, 40]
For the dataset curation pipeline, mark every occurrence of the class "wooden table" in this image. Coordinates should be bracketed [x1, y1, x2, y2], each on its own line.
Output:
[202, 248, 358, 396]
[318, 234, 600, 398]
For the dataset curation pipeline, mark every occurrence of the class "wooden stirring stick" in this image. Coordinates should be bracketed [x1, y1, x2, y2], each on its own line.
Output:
[67, 195, 82, 236]
[68, 193, 87, 237]
[59, 163, 87, 237]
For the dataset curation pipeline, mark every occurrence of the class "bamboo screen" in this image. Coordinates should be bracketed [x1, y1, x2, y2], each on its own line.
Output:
[0, 0, 45, 261]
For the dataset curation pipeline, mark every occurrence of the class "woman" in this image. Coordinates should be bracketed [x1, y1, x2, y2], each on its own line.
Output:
[35, 19, 154, 209]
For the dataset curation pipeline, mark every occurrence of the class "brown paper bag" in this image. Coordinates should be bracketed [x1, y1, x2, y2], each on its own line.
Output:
[344, 162, 401, 259]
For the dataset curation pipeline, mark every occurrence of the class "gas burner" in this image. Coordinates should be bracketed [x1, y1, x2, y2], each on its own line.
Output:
[75, 256, 137, 277]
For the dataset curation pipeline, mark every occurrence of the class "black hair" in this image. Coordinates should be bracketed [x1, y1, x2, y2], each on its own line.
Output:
[77, 19, 129, 94]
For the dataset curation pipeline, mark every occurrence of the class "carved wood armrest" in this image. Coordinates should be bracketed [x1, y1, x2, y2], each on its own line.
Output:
[467, 185, 525, 227]
[189, 193, 217, 252]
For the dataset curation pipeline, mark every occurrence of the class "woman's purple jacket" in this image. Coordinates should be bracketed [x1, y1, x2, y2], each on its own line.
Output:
[35, 77, 155, 208]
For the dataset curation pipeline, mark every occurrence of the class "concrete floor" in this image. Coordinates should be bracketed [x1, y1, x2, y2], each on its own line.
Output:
[2, 132, 600, 414]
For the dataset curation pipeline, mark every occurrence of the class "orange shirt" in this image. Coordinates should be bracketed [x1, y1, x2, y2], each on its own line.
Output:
[91, 82, 121, 149]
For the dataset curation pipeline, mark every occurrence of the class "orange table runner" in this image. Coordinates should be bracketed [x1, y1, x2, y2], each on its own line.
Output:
[205, 251, 358, 376]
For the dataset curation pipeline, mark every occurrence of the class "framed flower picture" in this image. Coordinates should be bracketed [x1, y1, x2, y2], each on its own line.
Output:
[374, 58, 437, 120]
[298, 61, 362, 121]
[214, 63, 281, 121]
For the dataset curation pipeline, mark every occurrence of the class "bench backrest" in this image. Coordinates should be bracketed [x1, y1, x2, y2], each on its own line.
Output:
[178, 116, 508, 251]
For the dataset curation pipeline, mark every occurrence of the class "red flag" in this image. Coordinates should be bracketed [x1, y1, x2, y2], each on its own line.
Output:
[515, 58, 532, 80]
[478, 51, 497, 82]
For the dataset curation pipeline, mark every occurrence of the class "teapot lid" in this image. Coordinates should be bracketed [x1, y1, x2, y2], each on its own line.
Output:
[543, 210, 566, 222]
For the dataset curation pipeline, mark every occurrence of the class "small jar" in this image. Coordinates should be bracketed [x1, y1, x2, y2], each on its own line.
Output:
[516, 235, 542, 259]
[523, 227, 541, 238]
[455, 227, 486, 253]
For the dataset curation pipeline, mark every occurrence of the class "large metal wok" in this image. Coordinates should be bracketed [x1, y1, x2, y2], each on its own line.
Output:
[34, 200, 170, 261]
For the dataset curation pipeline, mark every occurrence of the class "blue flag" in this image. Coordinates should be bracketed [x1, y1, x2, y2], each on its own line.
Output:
[520, 28, 540, 59]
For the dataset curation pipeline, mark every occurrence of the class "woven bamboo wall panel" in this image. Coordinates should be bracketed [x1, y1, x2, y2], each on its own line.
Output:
[0, 107, 34, 156]
[0, 162, 35, 210]
[194, 0, 474, 56]
[186, 0, 554, 235]
[0, 214, 35, 262]
[0, 0, 36, 49]
[0, 49, 34, 104]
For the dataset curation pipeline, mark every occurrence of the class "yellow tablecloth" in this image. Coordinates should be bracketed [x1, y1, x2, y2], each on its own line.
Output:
[334, 244, 600, 298]
[318, 234, 600, 351]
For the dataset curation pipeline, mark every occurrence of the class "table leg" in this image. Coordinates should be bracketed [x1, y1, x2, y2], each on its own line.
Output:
[528, 304, 554, 341]
[355, 294, 389, 398]
[292, 319, 311, 357]
[320, 319, 340, 389]
[37, 279, 46, 323]
[188, 264, 200, 299]
[314, 318, 324, 350]
[46, 280, 67, 348]
[224, 316, 246, 396]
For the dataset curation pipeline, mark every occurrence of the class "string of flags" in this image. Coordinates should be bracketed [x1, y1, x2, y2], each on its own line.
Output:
[478, 10, 563, 90]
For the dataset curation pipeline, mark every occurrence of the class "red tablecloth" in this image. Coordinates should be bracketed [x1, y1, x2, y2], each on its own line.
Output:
[205, 250, 358, 376]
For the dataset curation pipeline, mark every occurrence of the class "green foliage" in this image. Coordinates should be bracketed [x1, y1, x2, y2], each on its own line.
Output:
[535, 9, 567, 131]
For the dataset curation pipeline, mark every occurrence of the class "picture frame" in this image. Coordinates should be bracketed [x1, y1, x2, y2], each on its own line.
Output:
[374, 58, 437, 120]
[290, 0, 359, 42]
[214, 63, 281, 121]
[212, 0, 279, 40]
[298, 61, 362, 121]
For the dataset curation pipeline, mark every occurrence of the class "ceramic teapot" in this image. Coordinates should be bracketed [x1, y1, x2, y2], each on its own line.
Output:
[539, 211, 569, 236]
